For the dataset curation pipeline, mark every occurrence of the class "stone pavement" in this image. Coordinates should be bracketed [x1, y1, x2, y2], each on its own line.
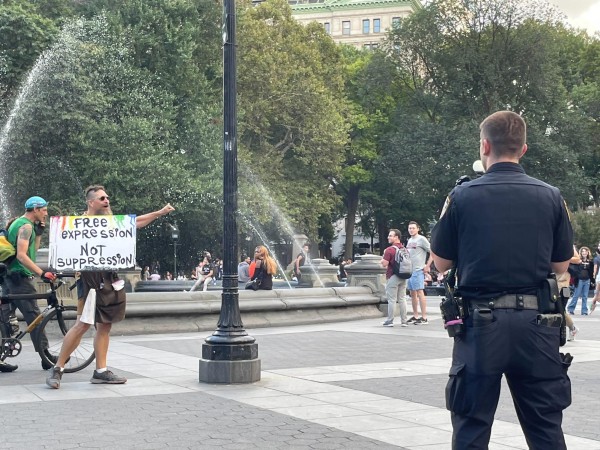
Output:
[1, 309, 600, 449]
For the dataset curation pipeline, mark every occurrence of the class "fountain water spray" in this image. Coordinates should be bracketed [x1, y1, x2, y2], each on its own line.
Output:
[0, 17, 109, 222]
[239, 167, 325, 287]
[239, 212, 293, 289]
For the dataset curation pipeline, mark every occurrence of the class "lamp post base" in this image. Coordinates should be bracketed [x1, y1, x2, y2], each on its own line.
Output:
[199, 342, 260, 383]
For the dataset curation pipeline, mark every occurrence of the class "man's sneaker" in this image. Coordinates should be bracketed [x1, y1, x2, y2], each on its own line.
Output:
[46, 367, 63, 389]
[400, 322, 409, 327]
[407, 316, 418, 324]
[414, 318, 429, 325]
[382, 320, 394, 327]
[90, 370, 127, 384]
[0, 360, 18, 373]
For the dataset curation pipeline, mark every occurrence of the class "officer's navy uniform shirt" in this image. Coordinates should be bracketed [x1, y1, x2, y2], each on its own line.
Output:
[431, 162, 573, 300]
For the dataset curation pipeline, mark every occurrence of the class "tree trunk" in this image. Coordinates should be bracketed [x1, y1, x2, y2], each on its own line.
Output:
[344, 185, 360, 259]
[377, 219, 387, 256]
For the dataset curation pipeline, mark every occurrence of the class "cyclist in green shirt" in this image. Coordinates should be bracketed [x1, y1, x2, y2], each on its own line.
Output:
[0, 196, 57, 373]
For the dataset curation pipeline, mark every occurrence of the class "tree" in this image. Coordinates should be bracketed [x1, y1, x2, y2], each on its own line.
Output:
[369, 0, 590, 242]
[1, 12, 223, 272]
[0, 1, 58, 110]
[237, 0, 349, 243]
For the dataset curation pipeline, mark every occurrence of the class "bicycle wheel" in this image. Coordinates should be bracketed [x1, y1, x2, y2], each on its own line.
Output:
[38, 305, 95, 373]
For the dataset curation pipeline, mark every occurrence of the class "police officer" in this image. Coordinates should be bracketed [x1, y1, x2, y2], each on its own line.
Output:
[431, 111, 573, 449]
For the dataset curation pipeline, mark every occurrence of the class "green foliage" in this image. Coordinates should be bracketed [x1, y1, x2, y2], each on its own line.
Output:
[1, 10, 223, 272]
[571, 209, 600, 250]
[369, 0, 598, 242]
[237, 0, 348, 242]
[0, 1, 58, 108]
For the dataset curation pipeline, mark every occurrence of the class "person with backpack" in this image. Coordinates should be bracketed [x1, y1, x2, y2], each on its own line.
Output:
[381, 229, 411, 327]
[0, 196, 58, 373]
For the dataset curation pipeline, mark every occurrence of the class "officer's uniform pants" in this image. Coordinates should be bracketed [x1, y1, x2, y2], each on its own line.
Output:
[446, 308, 571, 450]
[2, 274, 48, 352]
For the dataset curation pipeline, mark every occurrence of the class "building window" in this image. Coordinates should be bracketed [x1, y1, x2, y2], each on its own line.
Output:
[342, 21, 351, 35]
[373, 18, 381, 33]
[324, 22, 330, 34]
[363, 44, 371, 50]
[392, 17, 401, 27]
[363, 19, 370, 34]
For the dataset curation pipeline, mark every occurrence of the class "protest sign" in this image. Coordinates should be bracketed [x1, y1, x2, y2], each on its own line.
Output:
[48, 215, 136, 271]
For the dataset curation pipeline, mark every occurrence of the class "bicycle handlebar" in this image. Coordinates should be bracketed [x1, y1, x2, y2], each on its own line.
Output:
[0, 276, 73, 303]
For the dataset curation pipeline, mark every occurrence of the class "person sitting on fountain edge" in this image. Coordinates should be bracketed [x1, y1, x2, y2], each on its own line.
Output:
[250, 246, 276, 290]
[46, 185, 174, 389]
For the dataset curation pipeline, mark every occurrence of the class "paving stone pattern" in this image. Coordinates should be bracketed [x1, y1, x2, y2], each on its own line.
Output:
[1, 314, 600, 448]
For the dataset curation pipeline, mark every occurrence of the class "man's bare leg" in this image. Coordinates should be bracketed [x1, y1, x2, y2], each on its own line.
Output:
[410, 291, 420, 319]
[418, 289, 427, 320]
[56, 318, 91, 367]
[94, 323, 112, 369]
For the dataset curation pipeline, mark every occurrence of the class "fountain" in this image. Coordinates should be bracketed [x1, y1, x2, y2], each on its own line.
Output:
[239, 167, 328, 287]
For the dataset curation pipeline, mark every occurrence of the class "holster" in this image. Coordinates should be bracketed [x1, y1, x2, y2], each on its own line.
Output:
[538, 275, 567, 346]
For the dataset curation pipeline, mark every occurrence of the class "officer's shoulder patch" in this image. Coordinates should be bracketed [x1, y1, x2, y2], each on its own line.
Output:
[439, 195, 452, 220]
[563, 199, 573, 223]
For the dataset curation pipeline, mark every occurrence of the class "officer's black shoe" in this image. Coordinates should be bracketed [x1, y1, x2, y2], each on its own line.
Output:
[0, 360, 18, 372]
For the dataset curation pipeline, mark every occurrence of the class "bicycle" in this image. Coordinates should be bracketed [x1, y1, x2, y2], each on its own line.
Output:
[0, 264, 95, 373]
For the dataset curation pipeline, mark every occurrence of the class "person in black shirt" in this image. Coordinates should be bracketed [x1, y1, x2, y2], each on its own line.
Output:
[567, 246, 594, 315]
[251, 246, 276, 290]
[431, 111, 573, 449]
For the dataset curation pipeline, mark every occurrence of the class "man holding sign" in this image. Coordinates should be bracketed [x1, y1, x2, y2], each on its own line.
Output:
[46, 185, 174, 389]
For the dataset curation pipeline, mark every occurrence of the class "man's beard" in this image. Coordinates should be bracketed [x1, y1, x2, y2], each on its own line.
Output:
[93, 206, 112, 215]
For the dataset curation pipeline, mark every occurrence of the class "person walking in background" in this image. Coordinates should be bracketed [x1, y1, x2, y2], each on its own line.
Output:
[562, 247, 581, 341]
[250, 246, 276, 290]
[567, 246, 594, 315]
[46, 185, 174, 389]
[142, 266, 150, 281]
[381, 229, 409, 327]
[591, 242, 600, 314]
[406, 221, 433, 325]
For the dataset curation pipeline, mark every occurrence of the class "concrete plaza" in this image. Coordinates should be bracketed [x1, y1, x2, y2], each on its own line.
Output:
[1, 309, 599, 449]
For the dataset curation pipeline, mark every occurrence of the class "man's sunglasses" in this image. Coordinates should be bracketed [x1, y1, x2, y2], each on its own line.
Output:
[96, 196, 109, 201]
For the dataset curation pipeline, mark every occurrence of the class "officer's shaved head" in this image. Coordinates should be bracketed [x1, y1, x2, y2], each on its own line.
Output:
[480, 111, 526, 157]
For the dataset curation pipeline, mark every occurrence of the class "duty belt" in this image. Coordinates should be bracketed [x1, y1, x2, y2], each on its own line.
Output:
[468, 294, 539, 311]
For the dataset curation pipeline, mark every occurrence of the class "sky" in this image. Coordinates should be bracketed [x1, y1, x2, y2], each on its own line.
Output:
[551, 0, 600, 35]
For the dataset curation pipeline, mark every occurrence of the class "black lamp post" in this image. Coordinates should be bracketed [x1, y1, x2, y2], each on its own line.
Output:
[168, 223, 180, 277]
[198, 0, 260, 383]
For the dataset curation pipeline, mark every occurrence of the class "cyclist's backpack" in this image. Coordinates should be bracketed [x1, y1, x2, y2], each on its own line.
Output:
[0, 229, 16, 265]
[392, 245, 412, 279]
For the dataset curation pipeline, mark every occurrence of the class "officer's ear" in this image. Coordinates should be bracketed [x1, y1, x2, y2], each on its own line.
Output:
[519, 144, 528, 159]
[481, 138, 492, 156]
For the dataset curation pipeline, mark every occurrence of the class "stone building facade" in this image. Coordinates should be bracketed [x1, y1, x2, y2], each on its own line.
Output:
[289, 0, 422, 48]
